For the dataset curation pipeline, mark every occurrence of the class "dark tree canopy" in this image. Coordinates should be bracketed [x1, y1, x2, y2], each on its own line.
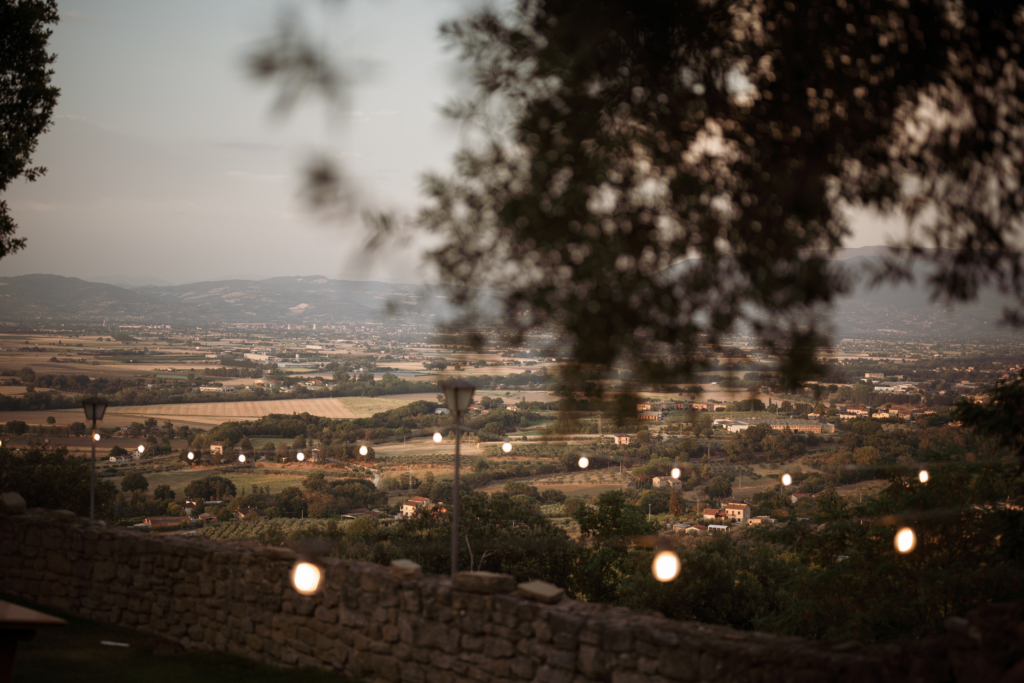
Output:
[414, 0, 1024, 384]
[0, 0, 60, 260]
[251, 0, 1024, 387]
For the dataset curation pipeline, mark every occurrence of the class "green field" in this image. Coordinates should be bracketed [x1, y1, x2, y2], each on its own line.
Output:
[125, 467, 369, 496]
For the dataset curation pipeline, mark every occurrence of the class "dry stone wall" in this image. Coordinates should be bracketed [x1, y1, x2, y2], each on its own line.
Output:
[0, 508, 1017, 683]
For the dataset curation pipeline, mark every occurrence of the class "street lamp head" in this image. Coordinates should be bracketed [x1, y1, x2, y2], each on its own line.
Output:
[81, 396, 108, 421]
[93, 433, 101, 442]
[442, 380, 476, 414]
[297, 452, 305, 462]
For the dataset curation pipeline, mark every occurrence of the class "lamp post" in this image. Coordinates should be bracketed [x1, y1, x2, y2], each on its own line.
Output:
[443, 380, 475, 577]
[81, 397, 108, 521]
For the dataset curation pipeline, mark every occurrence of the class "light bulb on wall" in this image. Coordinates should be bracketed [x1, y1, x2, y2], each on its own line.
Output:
[290, 561, 322, 596]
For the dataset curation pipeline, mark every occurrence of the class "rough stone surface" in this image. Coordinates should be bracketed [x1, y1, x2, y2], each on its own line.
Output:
[518, 581, 564, 605]
[391, 559, 422, 580]
[452, 571, 516, 594]
[1, 491, 27, 515]
[0, 509, 1019, 682]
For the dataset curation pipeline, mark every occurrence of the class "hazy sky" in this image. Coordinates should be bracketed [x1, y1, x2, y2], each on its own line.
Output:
[1, 0, 897, 287]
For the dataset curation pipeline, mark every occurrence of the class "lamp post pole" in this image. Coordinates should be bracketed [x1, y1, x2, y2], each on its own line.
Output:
[82, 397, 108, 521]
[451, 409, 461, 578]
[90, 416, 97, 520]
[444, 380, 475, 577]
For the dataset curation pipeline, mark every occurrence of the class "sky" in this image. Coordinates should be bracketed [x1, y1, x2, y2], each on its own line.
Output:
[1, 0, 897, 287]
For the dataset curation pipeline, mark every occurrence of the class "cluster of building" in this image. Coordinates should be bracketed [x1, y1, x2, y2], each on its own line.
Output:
[711, 418, 836, 434]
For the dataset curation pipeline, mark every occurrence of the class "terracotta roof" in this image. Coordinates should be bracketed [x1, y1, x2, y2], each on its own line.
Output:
[703, 508, 720, 515]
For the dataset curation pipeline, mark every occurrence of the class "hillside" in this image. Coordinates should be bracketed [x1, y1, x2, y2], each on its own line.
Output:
[0, 274, 445, 325]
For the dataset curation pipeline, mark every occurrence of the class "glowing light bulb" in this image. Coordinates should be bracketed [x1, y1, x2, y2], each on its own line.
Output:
[187, 451, 194, 460]
[671, 467, 681, 479]
[290, 561, 322, 596]
[578, 456, 589, 469]
[894, 527, 916, 554]
[238, 454, 246, 463]
[502, 442, 512, 453]
[93, 433, 101, 442]
[433, 432, 442, 443]
[781, 473, 792, 486]
[918, 470, 929, 484]
[297, 452, 305, 462]
[359, 445, 368, 457]
[652, 550, 681, 582]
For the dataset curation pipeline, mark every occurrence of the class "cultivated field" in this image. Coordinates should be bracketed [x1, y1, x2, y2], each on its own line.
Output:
[103, 398, 357, 426]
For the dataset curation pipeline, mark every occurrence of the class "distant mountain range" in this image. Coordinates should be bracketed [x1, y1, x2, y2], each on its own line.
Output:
[0, 261, 1016, 340]
[0, 274, 448, 325]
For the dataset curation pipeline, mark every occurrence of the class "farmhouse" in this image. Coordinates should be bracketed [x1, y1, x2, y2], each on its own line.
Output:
[723, 503, 750, 523]
[210, 442, 225, 455]
[612, 434, 632, 445]
[638, 411, 664, 422]
[652, 476, 682, 490]
[401, 496, 432, 518]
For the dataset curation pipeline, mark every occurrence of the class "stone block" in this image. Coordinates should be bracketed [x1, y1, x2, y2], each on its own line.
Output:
[517, 581, 564, 604]
[1, 492, 27, 515]
[452, 571, 515, 594]
[391, 559, 423, 580]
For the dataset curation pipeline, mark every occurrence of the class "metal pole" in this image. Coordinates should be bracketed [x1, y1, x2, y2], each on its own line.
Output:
[90, 418, 97, 521]
[451, 411, 461, 577]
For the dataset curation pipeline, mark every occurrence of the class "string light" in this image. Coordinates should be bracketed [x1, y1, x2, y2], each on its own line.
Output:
[895, 527, 916, 554]
[138, 445, 145, 455]
[238, 454, 246, 463]
[918, 470, 929, 484]
[93, 433, 101, 442]
[502, 442, 512, 453]
[359, 445, 368, 456]
[652, 550, 681, 582]
[671, 467, 681, 479]
[433, 432, 443, 443]
[296, 452, 305, 462]
[781, 473, 792, 486]
[578, 456, 589, 469]
[290, 561, 322, 596]
[187, 451, 194, 460]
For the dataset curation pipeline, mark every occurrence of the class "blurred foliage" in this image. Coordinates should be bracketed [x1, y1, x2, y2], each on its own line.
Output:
[0, 0, 60, 260]
[0, 444, 116, 518]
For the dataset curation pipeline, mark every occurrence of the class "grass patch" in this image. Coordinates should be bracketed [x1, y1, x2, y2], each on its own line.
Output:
[6, 595, 354, 683]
